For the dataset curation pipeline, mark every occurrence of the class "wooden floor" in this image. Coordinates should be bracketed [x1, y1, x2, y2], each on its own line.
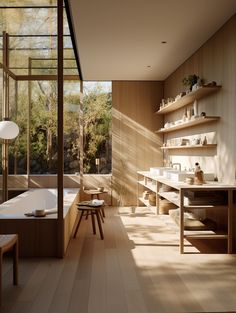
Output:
[1, 206, 236, 313]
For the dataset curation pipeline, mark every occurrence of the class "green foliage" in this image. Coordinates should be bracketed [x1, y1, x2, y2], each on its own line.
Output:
[8, 86, 28, 173]
[8, 80, 111, 175]
[182, 74, 199, 89]
[83, 83, 112, 173]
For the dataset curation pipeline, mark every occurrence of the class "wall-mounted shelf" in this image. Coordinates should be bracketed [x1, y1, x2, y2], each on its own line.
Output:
[161, 144, 217, 150]
[156, 116, 220, 133]
[156, 86, 221, 114]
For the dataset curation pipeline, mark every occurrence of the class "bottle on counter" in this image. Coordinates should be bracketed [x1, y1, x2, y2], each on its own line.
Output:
[194, 162, 205, 185]
[201, 136, 207, 145]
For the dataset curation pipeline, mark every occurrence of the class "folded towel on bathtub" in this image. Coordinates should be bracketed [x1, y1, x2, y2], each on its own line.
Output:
[92, 199, 104, 206]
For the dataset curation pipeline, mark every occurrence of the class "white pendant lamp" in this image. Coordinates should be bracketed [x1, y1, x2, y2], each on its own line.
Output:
[0, 118, 19, 139]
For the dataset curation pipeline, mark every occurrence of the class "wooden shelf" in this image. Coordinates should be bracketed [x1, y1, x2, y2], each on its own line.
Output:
[156, 86, 221, 114]
[184, 204, 227, 210]
[138, 180, 146, 187]
[158, 191, 180, 206]
[138, 180, 157, 193]
[184, 233, 227, 239]
[138, 197, 149, 206]
[161, 144, 217, 150]
[158, 191, 227, 209]
[156, 116, 220, 133]
[139, 197, 156, 208]
[138, 197, 157, 214]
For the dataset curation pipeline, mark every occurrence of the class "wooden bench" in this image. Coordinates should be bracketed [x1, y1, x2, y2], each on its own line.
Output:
[0, 234, 18, 305]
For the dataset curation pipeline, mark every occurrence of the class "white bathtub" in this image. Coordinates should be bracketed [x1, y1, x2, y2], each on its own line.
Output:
[0, 188, 79, 257]
[0, 188, 77, 218]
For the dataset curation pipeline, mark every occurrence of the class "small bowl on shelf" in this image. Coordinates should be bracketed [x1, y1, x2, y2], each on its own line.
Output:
[185, 177, 194, 185]
[34, 209, 46, 217]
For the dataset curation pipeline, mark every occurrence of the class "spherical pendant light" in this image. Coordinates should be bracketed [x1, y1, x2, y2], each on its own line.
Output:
[0, 120, 19, 139]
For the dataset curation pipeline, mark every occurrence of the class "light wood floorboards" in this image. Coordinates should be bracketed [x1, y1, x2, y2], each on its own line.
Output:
[1, 207, 236, 313]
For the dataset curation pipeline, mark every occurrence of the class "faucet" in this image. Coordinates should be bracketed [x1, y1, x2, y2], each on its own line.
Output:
[172, 163, 181, 171]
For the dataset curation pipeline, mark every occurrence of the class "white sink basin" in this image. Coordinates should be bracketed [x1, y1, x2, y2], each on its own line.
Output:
[150, 167, 172, 176]
[163, 169, 179, 179]
[169, 171, 215, 182]
[153, 168, 215, 182]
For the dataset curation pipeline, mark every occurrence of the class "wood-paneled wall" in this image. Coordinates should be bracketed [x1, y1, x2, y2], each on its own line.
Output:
[112, 81, 163, 205]
[0, 174, 112, 205]
[164, 14, 236, 184]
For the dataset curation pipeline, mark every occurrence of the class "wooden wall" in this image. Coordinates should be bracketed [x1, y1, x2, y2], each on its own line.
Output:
[1, 174, 112, 204]
[164, 14, 236, 184]
[81, 174, 112, 205]
[112, 81, 163, 206]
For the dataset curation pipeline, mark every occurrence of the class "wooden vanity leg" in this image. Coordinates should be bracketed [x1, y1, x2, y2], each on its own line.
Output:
[228, 190, 233, 254]
[180, 189, 184, 254]
[156, 181, 160, 215]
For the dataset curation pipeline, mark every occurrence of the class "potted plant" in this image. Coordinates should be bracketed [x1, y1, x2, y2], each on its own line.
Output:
[182, 74, 199, 91]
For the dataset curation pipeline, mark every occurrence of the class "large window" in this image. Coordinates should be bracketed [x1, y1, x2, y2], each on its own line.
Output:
[7, 80, 111, 175]
[9, 81, 28, 174]
[30, 81, 58, 174]
[0, 4, 111, 179]
[64, 81, 80, 174]
[83, 81, 112, 174]
[29, 80, 80, 174]
[0, 1, 81, 177]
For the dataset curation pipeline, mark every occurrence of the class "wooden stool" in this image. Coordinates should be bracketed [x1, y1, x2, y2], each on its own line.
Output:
[0, 234, 18, 305]
[73, 206, 104, 240]
[83, 190, 107, 217]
